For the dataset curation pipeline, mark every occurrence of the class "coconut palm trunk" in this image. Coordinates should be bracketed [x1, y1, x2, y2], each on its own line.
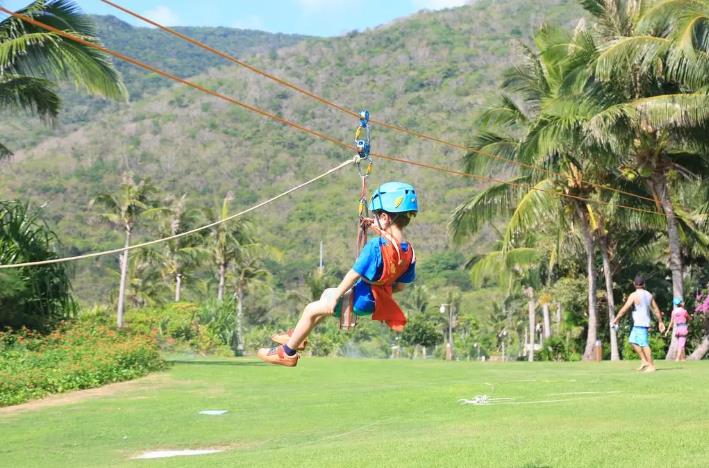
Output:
[217, 263, 226, 301]
[647, 171, 683, 360]
[599, 236, 619, 361]
[542, 303, 551, 340]
[525, 287, 536, 362]
[576, 205, 598, 360]
[689, 336, 709, 360]
[116, 227, 131, 328]
[175, 273, 182, 302]
[233, 286, 245, 356]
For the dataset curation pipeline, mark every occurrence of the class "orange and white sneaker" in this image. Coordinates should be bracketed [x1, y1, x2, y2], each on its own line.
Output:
[256, 345, 299, 367]
[271, 329, 307, 350]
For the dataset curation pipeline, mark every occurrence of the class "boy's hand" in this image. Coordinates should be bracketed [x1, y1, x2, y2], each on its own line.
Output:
[323, 294, 339, 314]
[658, 322, 666, 333]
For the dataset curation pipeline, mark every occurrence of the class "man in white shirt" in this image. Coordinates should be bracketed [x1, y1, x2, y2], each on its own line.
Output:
[612, 275, 666, 372]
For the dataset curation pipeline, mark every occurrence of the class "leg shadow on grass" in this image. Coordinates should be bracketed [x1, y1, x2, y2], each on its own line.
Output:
[168, 360, 266, 367]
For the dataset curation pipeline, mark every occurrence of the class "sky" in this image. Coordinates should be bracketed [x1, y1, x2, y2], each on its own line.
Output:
[2, 0, 471, 36]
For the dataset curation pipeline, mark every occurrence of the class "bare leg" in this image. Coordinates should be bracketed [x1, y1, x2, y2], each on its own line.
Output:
[677, 337, 687, 361]
[642, 347, 656, 372]
[632, 344, 647, 370]
[286, 289, 335, 350]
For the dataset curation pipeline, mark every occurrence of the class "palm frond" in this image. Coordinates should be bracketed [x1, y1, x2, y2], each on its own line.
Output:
[0, 0, 127, 101]
[501, 178, 560, 249]
[0, 140, 12, 160]
[478, 95, 529, 127]
[469, 247, 542, 289]
[465, 130, 521, 175]
[588, 92, 709, 141]
[449, 176, 530, 243]
[0, 75, 59, 120]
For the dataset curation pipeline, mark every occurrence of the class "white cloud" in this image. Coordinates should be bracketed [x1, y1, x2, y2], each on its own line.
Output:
[142, 5, 180, 27]
[233, 15, 265, 31]
[413, 0, 470, 10]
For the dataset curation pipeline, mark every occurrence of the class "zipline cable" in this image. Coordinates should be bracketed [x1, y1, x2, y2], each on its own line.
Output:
[0, 7, 661, 269]
[100, 0, 657, 206]
[0, 159, 354, 269]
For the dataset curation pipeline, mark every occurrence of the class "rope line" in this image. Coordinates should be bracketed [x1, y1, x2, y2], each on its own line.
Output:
[0, 160, 353, 269]
[0, 8, 661, 270]
[100, 0, 657, 205]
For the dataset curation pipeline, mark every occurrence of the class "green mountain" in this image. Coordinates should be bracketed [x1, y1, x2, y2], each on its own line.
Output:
[0, 0, 585, 303]
[1, 15, 309, 151]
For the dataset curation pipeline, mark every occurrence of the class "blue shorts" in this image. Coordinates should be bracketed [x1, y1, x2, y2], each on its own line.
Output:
[629, 326, 649, 347]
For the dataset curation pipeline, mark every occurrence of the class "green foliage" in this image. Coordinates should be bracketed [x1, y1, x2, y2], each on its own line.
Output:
[0, 321, 165, 406]
[401, 311, 443, 349]
[620, 329, 668, 360]
[538, 335, 580, 361]
[0, 200, 75, 330]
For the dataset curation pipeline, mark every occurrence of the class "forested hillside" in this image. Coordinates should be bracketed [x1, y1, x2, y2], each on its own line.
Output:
[0, 0, 585, 303]
[1, 14, 308, 150]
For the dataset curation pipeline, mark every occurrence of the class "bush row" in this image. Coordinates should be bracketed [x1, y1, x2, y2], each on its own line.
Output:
[0, 322, 166, 407]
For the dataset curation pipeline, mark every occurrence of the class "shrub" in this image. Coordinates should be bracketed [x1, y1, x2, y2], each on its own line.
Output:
[621, 332, 667, 360]
[0, 322, 165, 407]
[0, 201, 76, 331]
[538, 336, 580, 361]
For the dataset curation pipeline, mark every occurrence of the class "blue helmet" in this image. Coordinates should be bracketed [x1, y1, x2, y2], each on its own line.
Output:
[673, 296, 684, 306]
[369, 182, 418, 213]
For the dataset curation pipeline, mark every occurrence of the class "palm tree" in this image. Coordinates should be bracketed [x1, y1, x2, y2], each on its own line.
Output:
[469, 245, 545, 361]
[91, 174, 156, 328]
[230, 248, 269, 356]
[578, 0, 709, 355]
[401, 284, 432, 315]
[205, 192, 253, 301]
[451, 25, 623, 359]
[147, 194, 205, 302]
[0, 0, 127, 159]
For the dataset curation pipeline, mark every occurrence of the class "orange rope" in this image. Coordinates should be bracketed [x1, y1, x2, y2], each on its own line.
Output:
[100, 0, 657, 205]
[0, 7, 660, 219]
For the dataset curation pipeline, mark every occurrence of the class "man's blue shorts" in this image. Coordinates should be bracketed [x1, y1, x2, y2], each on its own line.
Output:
[629, 326, 649, 347]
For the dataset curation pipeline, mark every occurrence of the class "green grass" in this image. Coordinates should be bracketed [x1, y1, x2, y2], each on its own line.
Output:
[1, 357, 708, 467]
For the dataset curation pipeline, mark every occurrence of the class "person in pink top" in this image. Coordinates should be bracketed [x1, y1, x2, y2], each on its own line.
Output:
[665, 297, 691, 361]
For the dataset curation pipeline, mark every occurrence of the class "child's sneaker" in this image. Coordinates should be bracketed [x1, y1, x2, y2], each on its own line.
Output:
[256, 345, 299, 367]
[271, 329, 307, 350]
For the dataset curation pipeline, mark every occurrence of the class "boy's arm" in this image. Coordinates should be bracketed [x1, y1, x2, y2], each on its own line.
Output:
[651, 298, 666, 333]
[613, 294, 635, 325]
[323, 269, 361, 313]
[335, 269, 361, 297]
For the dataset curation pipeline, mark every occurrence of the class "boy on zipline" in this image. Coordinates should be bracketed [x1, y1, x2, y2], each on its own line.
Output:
[612, 275, 666, 372]
[257, 182, 418, 367]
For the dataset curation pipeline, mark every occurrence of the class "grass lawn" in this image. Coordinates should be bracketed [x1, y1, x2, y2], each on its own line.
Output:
[1, 357, 708, 467]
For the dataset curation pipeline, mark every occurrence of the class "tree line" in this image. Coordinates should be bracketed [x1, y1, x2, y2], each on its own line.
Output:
[451, 0, 709, 360]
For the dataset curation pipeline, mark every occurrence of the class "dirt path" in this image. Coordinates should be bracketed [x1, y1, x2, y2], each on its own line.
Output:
[0, 372, 173, 416]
